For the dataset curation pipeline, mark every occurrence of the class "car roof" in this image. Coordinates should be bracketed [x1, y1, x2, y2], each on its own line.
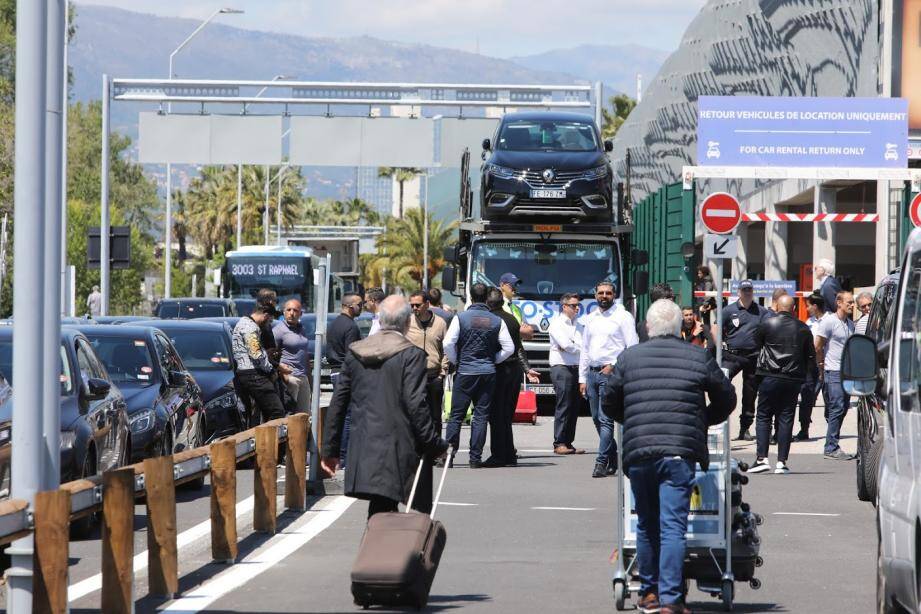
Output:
[135, 319, 228, 331]
[71, 324, 156, 339]
[158, 297, 233, 304]
[499, 111, 596, 124]
[0, 326, 85, 343]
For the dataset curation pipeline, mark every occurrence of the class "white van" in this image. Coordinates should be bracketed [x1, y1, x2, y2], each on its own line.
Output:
[843, 227, 921, 612]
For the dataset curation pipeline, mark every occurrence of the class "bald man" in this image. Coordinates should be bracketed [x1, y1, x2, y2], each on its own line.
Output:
[273, 299, 314, 414]
[749, 295, 815, 474]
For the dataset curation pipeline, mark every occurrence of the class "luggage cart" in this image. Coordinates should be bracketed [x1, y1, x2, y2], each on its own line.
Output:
[611, 421, 742, 611]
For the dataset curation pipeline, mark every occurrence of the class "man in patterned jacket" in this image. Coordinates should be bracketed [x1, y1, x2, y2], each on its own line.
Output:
[233, 301, 286, 423]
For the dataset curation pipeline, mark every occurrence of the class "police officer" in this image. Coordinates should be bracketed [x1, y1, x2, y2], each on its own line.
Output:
[443, 283, 514, 468]
[233, 301, 286, 423]
[721, 279, 767, 441]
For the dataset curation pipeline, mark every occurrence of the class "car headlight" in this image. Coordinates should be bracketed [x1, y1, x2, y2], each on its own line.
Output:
[205, 391, 237, 412]
[580, 165, 608, 180]
[60, 430, 77, 449]
[129, 408, 155, 434]
[485, 163, 521, 180]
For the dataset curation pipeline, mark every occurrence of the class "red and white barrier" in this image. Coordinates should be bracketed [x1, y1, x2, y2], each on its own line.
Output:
[740, 212, 878, 223]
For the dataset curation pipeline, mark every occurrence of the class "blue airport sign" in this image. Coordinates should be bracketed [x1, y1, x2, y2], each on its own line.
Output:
[698, 96, 908, 168]
[729, 279, 797, 298]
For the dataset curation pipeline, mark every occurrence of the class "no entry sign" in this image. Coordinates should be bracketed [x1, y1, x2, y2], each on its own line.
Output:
[910, 193, 921, 228]
[700, 192, 741, 234]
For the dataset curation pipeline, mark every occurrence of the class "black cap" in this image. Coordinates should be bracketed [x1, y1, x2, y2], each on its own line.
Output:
[738, 279, 754, 291]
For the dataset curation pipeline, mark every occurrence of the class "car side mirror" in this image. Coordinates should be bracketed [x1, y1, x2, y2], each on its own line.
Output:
[633, 271, 649, 296]
[841, 334, 879, 397]
[85, 377, 111, 400]
[482, 138, 491, 151]
[442, 265, 457, 292]
[443, 244, 458, 264]
[168, 370, 188, 387]
[604, 140, 614, 152]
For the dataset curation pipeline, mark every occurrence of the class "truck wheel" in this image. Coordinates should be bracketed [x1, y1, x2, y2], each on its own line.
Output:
[863, 436, 882, 505]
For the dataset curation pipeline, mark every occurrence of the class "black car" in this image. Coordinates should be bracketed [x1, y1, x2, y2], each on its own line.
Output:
[137, 320, 247, 438]
[854, 271, 900, 503]
[0, 328, 130, 534]
[480, 111, 614, 222]
[76, 326, 206, 463]
[154, 298, 238, 319]
[92, 315, 157, 325]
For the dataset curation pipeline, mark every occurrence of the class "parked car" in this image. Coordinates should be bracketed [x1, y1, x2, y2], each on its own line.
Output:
[480, 111, 614, 222]
[76, 325, 205, 463]
[92, 315, 157, 325]
[0, 328, 130, 535]
[842, 228, 921, 612]
[137, 320, 247, 438]
[854, 271, 899, 503]
[154, 298, 238, 319]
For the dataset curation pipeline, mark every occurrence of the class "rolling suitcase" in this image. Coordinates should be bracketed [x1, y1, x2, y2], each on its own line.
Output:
[350, 451, 451, 609]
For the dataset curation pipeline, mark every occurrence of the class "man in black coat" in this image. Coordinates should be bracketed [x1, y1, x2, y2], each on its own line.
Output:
[603, 299, 736, 614]
[321, 295, 449, 518]
[749, 295, 814, 475]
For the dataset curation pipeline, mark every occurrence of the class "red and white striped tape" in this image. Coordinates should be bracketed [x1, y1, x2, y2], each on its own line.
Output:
[740, 212, 878, 223]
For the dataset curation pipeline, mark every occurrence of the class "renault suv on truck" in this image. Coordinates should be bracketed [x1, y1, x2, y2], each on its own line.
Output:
[841, 227, 921, 612]
[481, 111, 614, 222]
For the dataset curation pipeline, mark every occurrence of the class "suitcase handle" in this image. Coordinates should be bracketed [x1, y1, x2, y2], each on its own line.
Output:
[405, 445, 453, 519]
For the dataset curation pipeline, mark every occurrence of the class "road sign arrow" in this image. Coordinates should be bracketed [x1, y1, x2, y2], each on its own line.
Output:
[713, 238, 731, 255]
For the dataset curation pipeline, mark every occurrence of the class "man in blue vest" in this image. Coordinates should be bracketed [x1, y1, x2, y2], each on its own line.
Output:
[444, 283, 515, 468]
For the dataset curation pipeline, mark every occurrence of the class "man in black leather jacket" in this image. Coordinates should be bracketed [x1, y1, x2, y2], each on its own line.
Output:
[749, 295, 815, 474]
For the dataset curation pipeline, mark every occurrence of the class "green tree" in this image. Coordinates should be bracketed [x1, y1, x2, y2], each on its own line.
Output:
[364, 208, 456, 290]
[377, 167, 423, 219]
[601, 94, 637, 140]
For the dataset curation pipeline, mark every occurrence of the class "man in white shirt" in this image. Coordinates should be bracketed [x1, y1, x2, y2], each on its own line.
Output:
[579, 281, 639, 477]
[549, 292, 584, 455]
[365, 287, 385, 335]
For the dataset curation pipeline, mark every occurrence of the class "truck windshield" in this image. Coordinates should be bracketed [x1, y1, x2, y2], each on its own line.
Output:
[472, 240, 618, 298]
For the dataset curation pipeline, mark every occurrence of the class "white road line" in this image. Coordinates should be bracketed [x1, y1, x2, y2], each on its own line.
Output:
[455, 449, 560, 454]
[439, 502, 478, 507]
[162, 495, 354, 613]
[532, 506, 596, 511]
[67, 496, 256, 603]
[772, 512, 840, 517]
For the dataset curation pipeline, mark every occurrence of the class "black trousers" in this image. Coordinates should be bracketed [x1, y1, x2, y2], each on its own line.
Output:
[722, 350, 759, 431]
[756, 376, 801, 463]
[236, 370, 285, 424]
[414, 375, 444, 515]
[550, 365, 580, 447]
[367, 495, 399, 519]
[798, 363, 819, 431]
[489, 361, 521, 463]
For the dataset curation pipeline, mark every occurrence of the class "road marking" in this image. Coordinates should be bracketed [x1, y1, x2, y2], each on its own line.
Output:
[772, 512, 840, 517]
[67, 495, 256, 603]
[162, 495, 354, 613]
[532, 506, 596, 511]
[439, 502, 478, 507]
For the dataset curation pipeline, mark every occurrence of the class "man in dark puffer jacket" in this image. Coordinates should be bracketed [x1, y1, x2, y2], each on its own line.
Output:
[603, 299, 736, 614]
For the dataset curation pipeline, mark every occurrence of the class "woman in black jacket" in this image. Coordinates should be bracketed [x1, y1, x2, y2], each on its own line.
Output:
[603, 299, 736, 614]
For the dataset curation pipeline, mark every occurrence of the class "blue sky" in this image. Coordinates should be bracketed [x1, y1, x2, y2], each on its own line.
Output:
[75, 0, 707, 57]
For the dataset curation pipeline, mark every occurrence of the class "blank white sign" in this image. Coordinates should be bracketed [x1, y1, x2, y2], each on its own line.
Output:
[289, 116, 435, 167]
[439, 118, 499, 167]
[210, 115, 282, 164]
[138, 113, 282, 164]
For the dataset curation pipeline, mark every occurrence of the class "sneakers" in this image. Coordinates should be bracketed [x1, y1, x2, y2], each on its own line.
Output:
[774, 461, 790, 474]
[592, 462, 608, 478]
[824, 449, 855, 461]
[748, 458, 771, 473]
[734, 429, 753, 441]
[637, 592, 661, 613]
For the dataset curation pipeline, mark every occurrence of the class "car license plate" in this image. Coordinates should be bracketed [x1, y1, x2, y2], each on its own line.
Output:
[530, 189, 566, 199]
[529, 384, 555, 396]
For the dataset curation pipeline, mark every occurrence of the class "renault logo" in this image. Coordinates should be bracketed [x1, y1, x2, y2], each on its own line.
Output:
[542, 169, 555, 183]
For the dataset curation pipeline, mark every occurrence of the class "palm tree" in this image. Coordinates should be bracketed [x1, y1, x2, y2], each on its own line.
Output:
[364, 208, 456, 290]
[377, 167, 423, 219]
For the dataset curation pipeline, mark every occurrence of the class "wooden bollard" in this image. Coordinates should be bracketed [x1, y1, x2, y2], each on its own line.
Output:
[285, 413, 309, 510]
[144, 455, 178, 598]
[210, 439, 237, 563]
[254, 425, 278, 534]
[33, 489, 71, 614]
[102, 468, 135, 614]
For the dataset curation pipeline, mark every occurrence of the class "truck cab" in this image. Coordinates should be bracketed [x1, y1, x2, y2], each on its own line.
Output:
[842, 227, 921, 612]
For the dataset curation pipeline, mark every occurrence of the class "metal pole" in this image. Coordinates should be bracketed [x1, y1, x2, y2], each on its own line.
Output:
[0, 214, 8, 305]
[191, 272, 197, 297]
[593, 81, 603, 130]
[68, 265, 76, 316]
[308, 257, 329, 483]
[712, 258, 732, 585]
[165, 163, 172, 298]
[42, 0, 65, 491]
[100, 73, 110, 315]
[60, 3, 69, 316]
[263, 164, 269, 246]
[276, 166, 284, 246]
[423, 172, 429, 289]
[236, 164, 243, 248]
[8, 0, 47, 609]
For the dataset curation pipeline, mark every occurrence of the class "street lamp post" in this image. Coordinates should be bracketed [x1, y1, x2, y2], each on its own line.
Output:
[165, 7, 243, 297]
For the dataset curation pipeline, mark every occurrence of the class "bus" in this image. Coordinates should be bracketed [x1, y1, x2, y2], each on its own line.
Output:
[222, 245, 342, 313]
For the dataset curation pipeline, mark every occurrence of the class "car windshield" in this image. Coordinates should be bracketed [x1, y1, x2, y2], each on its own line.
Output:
[84, 335, 157, 385]
[158, 302, 228, 319]
[0, 341, 72, 394]
[472, 240, 619, 298]
[162, 329, 233, 371]
[497, 119, 598, 152]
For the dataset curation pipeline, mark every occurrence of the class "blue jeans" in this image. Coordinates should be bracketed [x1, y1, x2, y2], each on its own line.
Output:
[823, 370, 851, 455]
[628, 457, 695, 605]
[585, 369, 616, 467]
[445, 373, 496, 463]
